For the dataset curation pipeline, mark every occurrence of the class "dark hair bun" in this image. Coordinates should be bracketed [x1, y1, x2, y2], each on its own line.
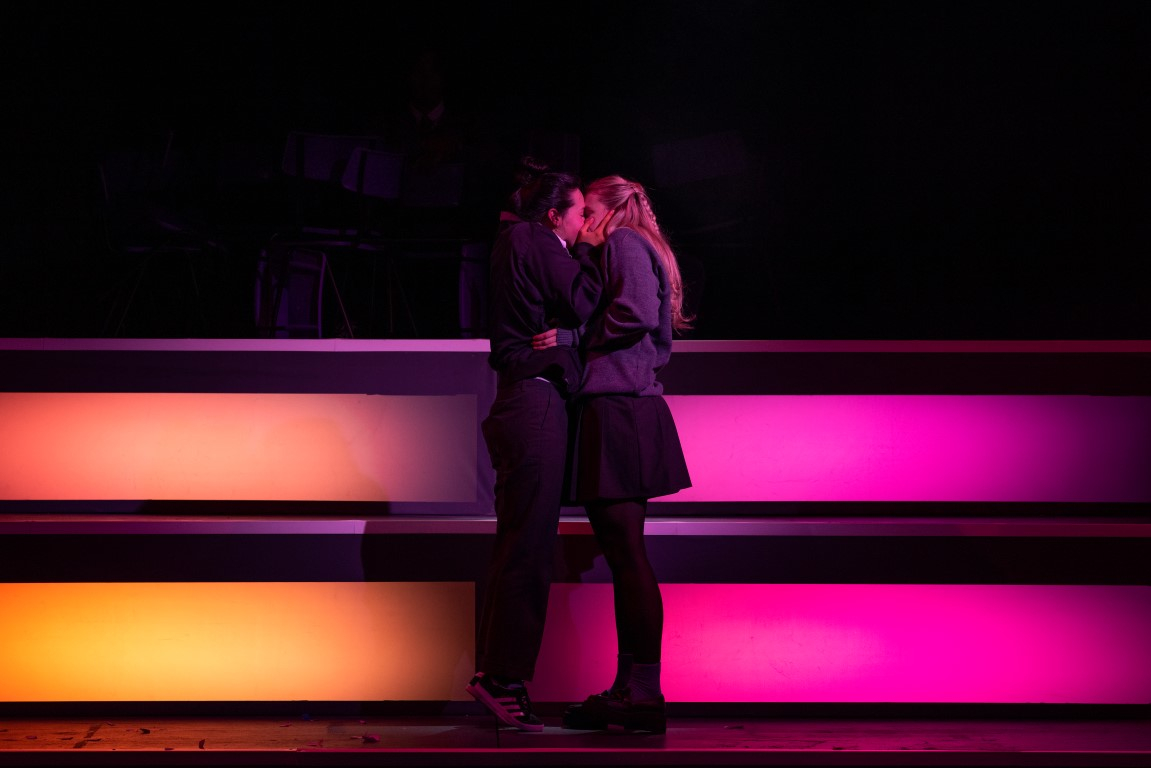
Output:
[514, 155, 551, 187]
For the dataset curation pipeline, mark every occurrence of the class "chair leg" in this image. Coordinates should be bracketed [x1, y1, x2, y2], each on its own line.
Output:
[322, 254, 355, 339]
[103, 253, 153, 337]
[254, 248, 288, 338]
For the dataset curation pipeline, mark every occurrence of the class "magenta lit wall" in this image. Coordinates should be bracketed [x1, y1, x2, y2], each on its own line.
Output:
[7, 580, 1149, 704]
[665, 395, 1151, 502]
[2, 339, 1149, 705]
[2, 392, 1147, 503]
[534, 584, 1151, 703]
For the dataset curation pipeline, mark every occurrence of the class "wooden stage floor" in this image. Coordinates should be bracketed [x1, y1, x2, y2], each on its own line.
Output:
[2, 713, 1150, 766]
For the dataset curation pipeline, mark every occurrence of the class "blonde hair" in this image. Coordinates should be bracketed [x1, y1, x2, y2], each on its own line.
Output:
[585, 175, 693, 332]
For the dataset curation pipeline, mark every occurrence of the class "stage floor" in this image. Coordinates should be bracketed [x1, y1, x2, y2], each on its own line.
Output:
[2, 714, 1150, 766]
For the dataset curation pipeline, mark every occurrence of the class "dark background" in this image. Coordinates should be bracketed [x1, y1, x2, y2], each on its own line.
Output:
[1, 1, 1147, 340]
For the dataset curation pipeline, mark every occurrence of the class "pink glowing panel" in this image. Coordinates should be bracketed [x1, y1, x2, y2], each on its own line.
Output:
[0, 393, 478, 501]
[663, 395, 1151, 502]
[533, 584, 1151, 704]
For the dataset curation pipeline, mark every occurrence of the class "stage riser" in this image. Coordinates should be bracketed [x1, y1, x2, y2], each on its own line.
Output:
[2, 339, 1149, 707]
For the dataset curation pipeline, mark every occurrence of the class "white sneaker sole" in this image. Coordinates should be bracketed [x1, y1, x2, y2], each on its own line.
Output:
[466, 681, 545, 732]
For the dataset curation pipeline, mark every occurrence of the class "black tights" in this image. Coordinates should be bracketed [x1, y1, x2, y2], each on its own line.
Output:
[585, 498, 663, 664]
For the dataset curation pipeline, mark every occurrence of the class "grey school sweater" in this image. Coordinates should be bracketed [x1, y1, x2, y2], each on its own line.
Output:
[580, 227, 673, 398]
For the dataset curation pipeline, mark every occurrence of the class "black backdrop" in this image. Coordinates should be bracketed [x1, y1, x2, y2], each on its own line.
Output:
[1, 1, 1146, 340]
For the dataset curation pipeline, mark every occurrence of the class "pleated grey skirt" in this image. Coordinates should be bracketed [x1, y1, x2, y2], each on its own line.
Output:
[566, 394, 692, 504]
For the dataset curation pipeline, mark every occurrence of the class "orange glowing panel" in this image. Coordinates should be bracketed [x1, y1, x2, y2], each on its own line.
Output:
[0, 393, 478, 501]
[0, 583, 475, 702]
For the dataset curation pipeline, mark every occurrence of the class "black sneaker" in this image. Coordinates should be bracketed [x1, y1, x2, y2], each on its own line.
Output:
[466, 672, 544, 731]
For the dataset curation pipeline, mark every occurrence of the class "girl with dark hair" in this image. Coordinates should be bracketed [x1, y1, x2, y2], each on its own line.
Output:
[466, 159, 602, 731]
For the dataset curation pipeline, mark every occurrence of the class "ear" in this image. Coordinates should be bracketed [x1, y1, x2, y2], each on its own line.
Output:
[547, 208, 562, 228]
[602, 207, 619, 233]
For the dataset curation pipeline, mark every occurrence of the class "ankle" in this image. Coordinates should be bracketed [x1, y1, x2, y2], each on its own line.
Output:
[627, 662, 663, 702]
[609, 653, 634, 692]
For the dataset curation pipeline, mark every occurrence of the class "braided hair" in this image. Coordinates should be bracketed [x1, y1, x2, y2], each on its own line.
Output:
[584, 176, 694, 332]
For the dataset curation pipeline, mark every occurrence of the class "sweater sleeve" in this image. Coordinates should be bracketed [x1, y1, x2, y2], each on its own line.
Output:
[589, 229, 660, 350]
[546, 241, 602, 330]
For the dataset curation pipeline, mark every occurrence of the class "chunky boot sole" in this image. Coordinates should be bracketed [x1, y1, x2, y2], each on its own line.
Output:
[561, 704, 608, 730]
[562, 698, 666, 733]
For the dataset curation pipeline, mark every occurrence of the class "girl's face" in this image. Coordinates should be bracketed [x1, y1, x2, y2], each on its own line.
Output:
[583, 192, 616, 236]
[550, 189, 586, 247]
